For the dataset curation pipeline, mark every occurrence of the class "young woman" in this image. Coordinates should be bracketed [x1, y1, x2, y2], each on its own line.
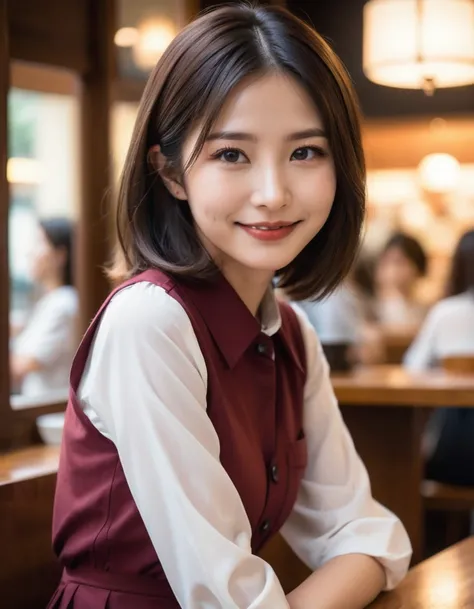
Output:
[374, 232, 428, 330]
[48, 5, 411, 609]
[404, 229, 474, 486]
[10, 217, 77, 396]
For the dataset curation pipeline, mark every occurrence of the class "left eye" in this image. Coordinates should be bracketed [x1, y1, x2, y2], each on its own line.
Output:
[291, 146, 325, 161]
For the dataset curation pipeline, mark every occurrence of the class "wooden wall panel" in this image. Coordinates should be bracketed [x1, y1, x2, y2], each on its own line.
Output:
[77, 0, 115, 331]
[0, 473, 60, 609]
[363, 116, 474, 170]
[8, 0, 89, 74]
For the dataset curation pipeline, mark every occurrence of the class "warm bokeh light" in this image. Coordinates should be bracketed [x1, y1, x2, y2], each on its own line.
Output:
[7, 157, 43, 185]
[363, 0, 474, 92]
[418, 153, 461, 193]
[114, 27, 139, 48]
[132, 18, 176, 71]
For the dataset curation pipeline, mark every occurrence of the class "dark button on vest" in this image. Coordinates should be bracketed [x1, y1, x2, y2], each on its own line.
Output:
[270, 463, 279, 483]
[260, 519, 271, 534]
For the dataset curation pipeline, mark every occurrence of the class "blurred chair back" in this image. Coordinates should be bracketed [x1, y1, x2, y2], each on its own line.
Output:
[442, 356, 474, 375]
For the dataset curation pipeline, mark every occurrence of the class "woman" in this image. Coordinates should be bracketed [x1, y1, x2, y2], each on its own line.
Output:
[11, 217, 77, 397]
[404, 229, 474, 369]
[404, 229, 474, 486]
[48, 5, 411, 609]
[374, 232, 428, 330]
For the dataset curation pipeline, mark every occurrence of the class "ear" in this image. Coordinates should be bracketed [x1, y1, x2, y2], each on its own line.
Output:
[148, 145, 187, 201]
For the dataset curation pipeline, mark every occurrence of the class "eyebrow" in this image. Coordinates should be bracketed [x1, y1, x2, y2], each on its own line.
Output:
[206, 128, 327, 142]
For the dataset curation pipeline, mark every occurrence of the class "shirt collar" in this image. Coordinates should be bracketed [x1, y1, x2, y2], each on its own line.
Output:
[176, 271, 282, 369]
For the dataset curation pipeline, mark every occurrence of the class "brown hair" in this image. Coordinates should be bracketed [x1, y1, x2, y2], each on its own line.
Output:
[110, 2, 365, 301]
[382, 232, 428, 277]
[446, 229, 474, 297]
[40, 217, 75, 287]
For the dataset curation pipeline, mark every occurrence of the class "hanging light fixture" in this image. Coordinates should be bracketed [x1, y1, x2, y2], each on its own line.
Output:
[363, 0, 474, 95]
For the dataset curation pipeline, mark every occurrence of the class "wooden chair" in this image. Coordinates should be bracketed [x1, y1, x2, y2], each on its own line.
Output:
[422, 355, 474, 550]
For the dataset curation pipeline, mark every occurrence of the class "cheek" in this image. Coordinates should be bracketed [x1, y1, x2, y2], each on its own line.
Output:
[298, 166, 337, 210]
[186, 169, 245, 222]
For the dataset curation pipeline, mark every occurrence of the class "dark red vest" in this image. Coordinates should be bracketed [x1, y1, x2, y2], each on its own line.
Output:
[48, 269, 307, 608]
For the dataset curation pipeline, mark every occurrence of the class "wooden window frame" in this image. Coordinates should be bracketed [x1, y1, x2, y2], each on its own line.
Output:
[0, 0, 115, 451]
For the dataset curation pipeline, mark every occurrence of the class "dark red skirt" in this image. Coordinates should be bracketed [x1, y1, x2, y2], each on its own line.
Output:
[47, 567, 180, 609]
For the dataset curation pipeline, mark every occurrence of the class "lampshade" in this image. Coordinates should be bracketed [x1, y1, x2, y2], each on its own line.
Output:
[363, 0, 474, 93]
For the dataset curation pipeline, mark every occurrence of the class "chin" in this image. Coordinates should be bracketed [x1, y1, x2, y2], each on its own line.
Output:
[243, 255, 294, 273]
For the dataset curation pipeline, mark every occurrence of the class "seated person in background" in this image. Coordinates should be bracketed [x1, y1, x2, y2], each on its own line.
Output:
[10, 217, 78, 397]
[404, 229, 474, 370]
[294, 256, 385, 369]
[374, 232, 429, 331]
[404, 229, 474, 486]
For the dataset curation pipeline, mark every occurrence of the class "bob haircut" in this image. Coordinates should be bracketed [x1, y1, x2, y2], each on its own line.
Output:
[381, 232, 428, 277]
[110, 2, 365, 301]
[446, 229, 474, 297]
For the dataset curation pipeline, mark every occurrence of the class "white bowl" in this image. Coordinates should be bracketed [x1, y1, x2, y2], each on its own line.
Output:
[36, 412, 65, 445]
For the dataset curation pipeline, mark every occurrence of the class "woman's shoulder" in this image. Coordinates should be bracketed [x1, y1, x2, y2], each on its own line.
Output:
[101, 281, 195, 342]
[429, 291, 474, 320]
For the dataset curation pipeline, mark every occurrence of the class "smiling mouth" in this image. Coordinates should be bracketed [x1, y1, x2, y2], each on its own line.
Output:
[236, 221, 301, 230]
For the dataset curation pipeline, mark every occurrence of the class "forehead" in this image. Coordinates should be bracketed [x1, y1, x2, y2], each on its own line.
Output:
[212, 72, 324, 134]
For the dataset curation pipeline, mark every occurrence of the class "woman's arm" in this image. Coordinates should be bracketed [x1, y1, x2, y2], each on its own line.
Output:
[280, 307, 412, 609]
[10, 354, 42, 384]
[287, 554, 385, 609]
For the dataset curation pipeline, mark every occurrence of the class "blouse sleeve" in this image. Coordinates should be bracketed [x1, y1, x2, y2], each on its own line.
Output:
[78, 283, 289, 609]
[403, 305, 441, 370]
[280, 306, 412, 590]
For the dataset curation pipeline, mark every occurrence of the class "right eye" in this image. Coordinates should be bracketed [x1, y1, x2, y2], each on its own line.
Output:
[212, 147, 248, 164]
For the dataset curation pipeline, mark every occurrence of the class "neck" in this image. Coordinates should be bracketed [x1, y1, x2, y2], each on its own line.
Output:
[42, 277, 63, 293]
[220, 263, 273, 317]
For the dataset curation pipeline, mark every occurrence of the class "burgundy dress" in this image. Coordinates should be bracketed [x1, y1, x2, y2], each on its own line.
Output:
[48, 269, 307, 608]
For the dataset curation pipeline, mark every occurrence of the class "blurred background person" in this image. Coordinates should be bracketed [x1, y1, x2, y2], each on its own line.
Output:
[404, 228, 474, 486]
[374, 232, 429, 331]
[293, 255, 385, 370]
[10, 217, 78, 397]
[404, 229, 474, 370]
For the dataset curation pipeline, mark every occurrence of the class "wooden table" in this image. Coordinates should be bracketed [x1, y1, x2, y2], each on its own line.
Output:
[331, 366, 474, 564]
[368, 536, 474, 608]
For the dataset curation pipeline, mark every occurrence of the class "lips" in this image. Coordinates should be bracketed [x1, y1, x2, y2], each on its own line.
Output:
[235, 221, 301, 241]
[236, 221, 300, 230]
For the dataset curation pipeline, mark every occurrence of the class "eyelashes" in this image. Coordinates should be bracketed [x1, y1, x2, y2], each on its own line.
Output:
[210, 145, 329, 164]
[210, 147, 248, 163]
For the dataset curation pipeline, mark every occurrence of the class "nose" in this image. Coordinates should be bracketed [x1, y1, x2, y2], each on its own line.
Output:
[250, 165, 289, 210]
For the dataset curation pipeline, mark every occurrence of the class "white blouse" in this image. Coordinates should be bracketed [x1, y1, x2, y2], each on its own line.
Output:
[13, 286, 78, 396]
[78, 282, 411, 608]
[404, 291, 474, 370]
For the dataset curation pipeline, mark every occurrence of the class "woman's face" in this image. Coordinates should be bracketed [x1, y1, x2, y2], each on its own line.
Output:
[173, 72, 337, 287]
[29, 226, 64, 285]
[375, 246, 420, 292]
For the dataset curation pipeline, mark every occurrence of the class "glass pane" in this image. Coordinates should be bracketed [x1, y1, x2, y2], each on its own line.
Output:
[115, 0, 191, 79]
[112, 101, 139, 182]
[8, 63, 80, 407]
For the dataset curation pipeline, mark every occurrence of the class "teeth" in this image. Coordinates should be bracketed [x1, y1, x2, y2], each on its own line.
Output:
[250, 225, 285, 230]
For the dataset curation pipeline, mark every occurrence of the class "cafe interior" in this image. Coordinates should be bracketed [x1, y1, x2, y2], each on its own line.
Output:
[1, 0, 474, 607]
